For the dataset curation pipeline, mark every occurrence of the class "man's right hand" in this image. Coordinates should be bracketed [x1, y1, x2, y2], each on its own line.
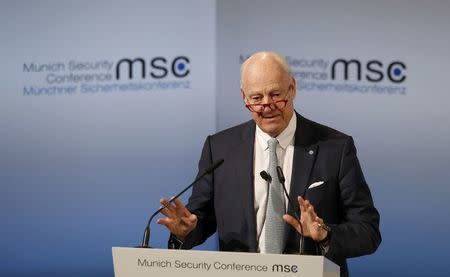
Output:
[156, 197, 197, 241]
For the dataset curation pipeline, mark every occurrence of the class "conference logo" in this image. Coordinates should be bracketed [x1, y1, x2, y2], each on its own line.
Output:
[330, 59, 406, 83]
[115, 56, 190, 79]
[22, 55, 191, 96]
[240, 55, 408, 95]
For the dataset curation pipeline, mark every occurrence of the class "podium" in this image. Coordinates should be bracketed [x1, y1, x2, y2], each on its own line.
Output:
[112, 247, 339, 277]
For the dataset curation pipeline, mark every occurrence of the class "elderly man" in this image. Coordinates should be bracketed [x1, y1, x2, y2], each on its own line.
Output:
[157, 51, 381, 277]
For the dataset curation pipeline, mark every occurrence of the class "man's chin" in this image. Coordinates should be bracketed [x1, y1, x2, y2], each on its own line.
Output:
[260, 125, 283, 137]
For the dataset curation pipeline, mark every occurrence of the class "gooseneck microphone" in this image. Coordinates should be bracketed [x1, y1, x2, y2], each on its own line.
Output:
[275, 166, 300, 219]
[260, 168, 305, 254]
[141, 159, 224, 248]
[259, 169, 298, 218]
[275, 166, 305, 254]
[259, 170, 271, 182]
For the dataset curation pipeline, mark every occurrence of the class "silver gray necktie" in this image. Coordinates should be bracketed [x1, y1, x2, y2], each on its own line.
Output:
[264, 138, 286, 253]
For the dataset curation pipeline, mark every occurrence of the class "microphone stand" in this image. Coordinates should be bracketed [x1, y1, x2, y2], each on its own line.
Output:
[275, 166, 304, 255]
[139, 159, 224, 248]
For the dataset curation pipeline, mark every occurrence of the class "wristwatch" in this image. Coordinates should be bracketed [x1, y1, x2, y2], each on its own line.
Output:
[318, 224, 331, 253]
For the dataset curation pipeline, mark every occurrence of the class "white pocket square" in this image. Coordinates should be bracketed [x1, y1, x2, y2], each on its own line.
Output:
[308, 181, 325, 189]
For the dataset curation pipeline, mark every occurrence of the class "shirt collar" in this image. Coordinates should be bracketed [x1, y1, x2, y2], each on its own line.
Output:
[256, 113, 297, 151]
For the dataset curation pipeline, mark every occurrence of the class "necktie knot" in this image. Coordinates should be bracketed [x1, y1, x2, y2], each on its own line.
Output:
[268, 138, 278, 152]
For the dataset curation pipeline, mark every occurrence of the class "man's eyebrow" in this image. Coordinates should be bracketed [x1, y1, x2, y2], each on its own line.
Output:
[246, 85, 282, 94]
[247, 91, 261, 95]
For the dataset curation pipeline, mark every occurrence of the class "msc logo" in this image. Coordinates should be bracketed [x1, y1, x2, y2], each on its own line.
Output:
[331, 59, 406, 83]
[271, 264, 298, 273]
[115, 56, 190, 80]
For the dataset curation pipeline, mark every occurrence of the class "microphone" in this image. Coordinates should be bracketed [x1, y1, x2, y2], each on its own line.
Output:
[275, 166, 298, 218]
[260, 170, 271, 182]
[140, 159, 224, 248]
[275, 166, 305, 255]
[260, 169, 298, 218]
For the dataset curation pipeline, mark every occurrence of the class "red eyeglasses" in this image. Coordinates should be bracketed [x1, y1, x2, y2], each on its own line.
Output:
[245, 99, 288, 113]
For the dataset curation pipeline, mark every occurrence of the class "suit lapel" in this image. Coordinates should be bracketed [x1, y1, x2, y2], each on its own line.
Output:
[287, 114, 318, 226]
[288, 145, 318, 212]
[230, 121, 258, 252]
[281, 114, 318, 252]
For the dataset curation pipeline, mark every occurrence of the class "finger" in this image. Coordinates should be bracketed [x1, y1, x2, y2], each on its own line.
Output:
[159, 206, 173, 218]
[315, 216, 324, 224]
[188, 213, 197, 224]
[172, 198, 191, 216]
[156, 217, 173, 226]
[160, 198, 176, 213]
[306, 206, 317, 221]
[172, 197, 184, 208]
[304, 199, 312, 209]
[159, 198, 175, 211]
[298, 196, 307, 213]
[301, 198, 314, 214]
[283, 214, 303, 234]
[180, 214, 198, 227]
[307, 205, 316, 216]
[301, 210, 311, 223]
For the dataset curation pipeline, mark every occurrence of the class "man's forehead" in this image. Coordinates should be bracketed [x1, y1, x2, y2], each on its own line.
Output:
[242, 81, 283, 94]
[242, 60, 289, 86]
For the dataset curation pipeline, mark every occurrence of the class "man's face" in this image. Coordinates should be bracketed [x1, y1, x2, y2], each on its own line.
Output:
[241, 58, 296, 137]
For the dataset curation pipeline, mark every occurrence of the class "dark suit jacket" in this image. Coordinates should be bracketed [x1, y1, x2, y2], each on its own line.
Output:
[181, 113, 381, 276]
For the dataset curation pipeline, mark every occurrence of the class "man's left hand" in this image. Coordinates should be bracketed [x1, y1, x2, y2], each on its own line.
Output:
[283, 196, 328, 242]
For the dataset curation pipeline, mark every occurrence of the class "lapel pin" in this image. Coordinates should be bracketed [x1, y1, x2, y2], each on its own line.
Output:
[308, 150, 314, 155]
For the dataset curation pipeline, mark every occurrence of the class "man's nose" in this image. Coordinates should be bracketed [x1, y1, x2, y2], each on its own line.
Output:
[261, 96, 275, 112]
[261, 95, 272, 104]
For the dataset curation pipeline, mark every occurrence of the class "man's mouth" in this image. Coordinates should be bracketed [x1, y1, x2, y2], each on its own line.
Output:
[261, 114, 280, 119]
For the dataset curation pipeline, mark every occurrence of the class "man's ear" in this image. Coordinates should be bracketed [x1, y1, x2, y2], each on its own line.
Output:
[240, 89, 246, 100]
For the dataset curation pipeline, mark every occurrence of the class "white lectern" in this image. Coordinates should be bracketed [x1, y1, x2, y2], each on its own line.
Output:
[112, 247, 339, 277]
